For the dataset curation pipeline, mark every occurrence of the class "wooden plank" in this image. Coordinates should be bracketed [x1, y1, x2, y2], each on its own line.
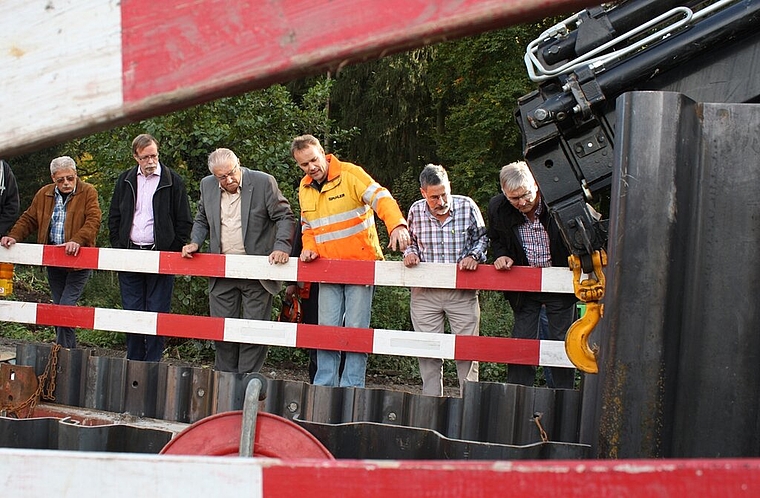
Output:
[0, 0, 594, 157]
[0, 0, 122, 157]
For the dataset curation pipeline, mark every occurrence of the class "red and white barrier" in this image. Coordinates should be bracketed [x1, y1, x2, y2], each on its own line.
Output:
[1, 0, 587, 157]
[0, 243, 577, 367]
[0, 243, 574, 293]
[3, 448, 759, 497]
[0, 303, 573, 368]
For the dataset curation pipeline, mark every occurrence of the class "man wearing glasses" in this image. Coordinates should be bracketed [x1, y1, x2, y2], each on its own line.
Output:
[108, 134, 193, 361]
[487, 160, 577, 389]
[181, 148, 294, 374]
[1, 156, 101, 348]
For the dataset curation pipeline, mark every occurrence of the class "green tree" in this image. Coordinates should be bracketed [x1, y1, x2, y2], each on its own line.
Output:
[329, 49, 439, 191]
[427, 25, 550, 208]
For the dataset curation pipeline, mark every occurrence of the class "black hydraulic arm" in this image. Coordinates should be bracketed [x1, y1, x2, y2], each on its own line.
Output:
[516, 0, 760, 272]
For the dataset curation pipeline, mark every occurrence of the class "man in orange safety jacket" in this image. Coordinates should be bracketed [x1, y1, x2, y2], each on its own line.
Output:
[290, 134, 410, 387]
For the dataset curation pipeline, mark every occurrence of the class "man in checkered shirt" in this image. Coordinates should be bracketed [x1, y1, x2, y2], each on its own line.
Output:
[403, 164, 488, 397]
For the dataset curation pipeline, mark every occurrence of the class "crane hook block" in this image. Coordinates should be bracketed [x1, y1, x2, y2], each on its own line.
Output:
[565, 250, 607, 373]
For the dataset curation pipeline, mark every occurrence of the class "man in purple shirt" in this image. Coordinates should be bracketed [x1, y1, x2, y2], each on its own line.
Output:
[108, 134, 193, 361]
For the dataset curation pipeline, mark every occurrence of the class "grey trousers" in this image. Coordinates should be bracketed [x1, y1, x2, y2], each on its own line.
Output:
[209, 277, 273, 373]
[411, 287, 480, 396]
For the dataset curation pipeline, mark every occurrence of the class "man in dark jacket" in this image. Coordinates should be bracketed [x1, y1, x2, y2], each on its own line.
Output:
[487, 160, 577, 389]
[108, 134, 193, 361]
[0, 160, 20, 236]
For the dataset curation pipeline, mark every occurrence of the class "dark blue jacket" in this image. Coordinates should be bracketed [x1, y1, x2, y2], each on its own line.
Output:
[487, 192, 570, 311]
[0, 160, 20, 236]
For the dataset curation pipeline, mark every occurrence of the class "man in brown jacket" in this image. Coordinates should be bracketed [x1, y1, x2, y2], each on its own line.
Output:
[1, 156, 102, 348]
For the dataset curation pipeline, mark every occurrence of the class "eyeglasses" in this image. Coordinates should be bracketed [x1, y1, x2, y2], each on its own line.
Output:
[214, 164, 239, 182]
[505, 188, 535, 203]
[136, 153, 159, 162]
[54, 176, 76, 184]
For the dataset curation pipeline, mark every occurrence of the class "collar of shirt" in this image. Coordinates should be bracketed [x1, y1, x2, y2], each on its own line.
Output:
[54, 184, 77, 197]
[521, 199, 543, 223]
[138, 163, 162, 178]
[425, 203, 454, 225]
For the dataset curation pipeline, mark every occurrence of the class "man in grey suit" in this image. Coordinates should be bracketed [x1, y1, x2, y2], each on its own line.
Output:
[181, 148, 295, 373]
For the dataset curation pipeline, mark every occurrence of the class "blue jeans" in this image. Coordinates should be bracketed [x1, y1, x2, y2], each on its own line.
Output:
[119, 271, 173, 362]
[47, 267, 91, 348]
[314, 283, 373, 387]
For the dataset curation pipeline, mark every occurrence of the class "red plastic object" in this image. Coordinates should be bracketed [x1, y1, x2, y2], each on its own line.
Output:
[160, 411, 334, 459]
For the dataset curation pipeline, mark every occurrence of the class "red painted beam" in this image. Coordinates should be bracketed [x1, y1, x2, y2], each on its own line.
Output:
[1, 0, 596, 156]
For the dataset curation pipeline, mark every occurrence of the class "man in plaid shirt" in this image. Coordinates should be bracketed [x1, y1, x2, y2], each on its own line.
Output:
[403, 164, 488, 397]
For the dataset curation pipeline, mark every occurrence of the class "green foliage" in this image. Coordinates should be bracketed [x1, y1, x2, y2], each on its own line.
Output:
[0, 322, 54, 342]
[328, 49, 439, 188]
[427, 26, 548, 209]
[173, 275, 210, 316]
[266, 346, 310, 368]
[371, 285, 412, 331]
[165, 339, 216, 365]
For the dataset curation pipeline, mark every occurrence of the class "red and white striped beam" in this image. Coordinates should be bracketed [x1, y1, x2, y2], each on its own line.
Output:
[0, 243, 577, 366]
[3, 449, 760, 497]
[0, 243, 575, 294]
[0, 0, 596, 157]
[0, 301, 573, 368]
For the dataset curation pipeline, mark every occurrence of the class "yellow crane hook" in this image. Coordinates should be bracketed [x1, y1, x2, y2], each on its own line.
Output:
[565, 250, 607, 374]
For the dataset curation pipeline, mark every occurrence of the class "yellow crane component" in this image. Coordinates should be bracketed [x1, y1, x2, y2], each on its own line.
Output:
[565, 250, 607, 374]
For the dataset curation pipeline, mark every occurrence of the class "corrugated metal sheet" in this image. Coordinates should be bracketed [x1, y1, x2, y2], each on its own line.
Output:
[8, 343, 587, 457]
[0, 415, 174, 453]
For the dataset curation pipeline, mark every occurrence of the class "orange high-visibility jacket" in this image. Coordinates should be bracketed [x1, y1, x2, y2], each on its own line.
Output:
[299, 154, 406, 261]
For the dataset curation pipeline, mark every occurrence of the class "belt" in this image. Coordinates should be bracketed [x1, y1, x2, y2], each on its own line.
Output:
[128, 241, 156, 250]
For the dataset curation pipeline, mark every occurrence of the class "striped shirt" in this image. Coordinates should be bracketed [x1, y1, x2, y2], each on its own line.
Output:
[517, 201, 551, 267]
[130, 164, 161, 245]
[405, 195, 488, 263]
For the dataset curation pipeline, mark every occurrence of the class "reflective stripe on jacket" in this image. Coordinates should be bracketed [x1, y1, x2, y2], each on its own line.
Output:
[299, 154, 406, 261]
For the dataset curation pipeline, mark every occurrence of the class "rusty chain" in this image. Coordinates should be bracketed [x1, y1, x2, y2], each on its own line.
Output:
[1, 343, 60, 418]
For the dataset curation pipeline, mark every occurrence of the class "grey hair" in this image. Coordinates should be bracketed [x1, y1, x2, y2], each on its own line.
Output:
[50, 156, 77, 175]
[208, 148, 240, 173]
[419, 164, 449, 188]
[499, 161, 535, 192]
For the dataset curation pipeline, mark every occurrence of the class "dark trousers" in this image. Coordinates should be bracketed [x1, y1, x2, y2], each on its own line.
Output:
[119, 271, 173, 362]
[210, 277, 272, 374]
[508, 292, 578, 389]
[47, 267, 91, 348]
[301, 285, 320, 382]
